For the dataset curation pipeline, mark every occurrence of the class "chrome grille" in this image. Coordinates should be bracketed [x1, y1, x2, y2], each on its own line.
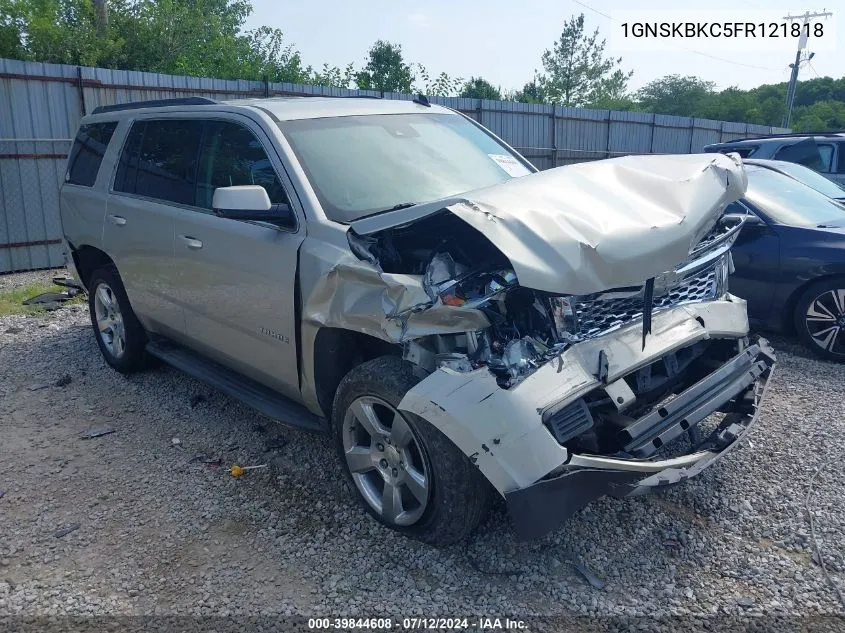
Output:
[691, 218, 740, 255]
[574, 266, 718, 338]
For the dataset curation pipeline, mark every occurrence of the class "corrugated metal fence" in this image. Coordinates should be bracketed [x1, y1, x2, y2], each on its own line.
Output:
[0, 57, 789, 273]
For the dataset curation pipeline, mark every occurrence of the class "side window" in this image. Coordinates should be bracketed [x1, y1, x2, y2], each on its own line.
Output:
[196, 121, 288, 210]
[731, 147, 756, 158]
[836, 142, 845, 174]
[817, 144, 834, 172]
[113, 121, 145, 194]
[775, 139, 833, 172]
[114, 119, 204, 205]
[66, 121, 117, 186]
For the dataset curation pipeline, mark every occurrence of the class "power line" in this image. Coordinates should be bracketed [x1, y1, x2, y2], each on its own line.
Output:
[571, 0, 782, 72]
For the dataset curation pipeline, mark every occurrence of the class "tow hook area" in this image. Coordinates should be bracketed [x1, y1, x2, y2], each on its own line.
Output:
[505, 338, 775, 541]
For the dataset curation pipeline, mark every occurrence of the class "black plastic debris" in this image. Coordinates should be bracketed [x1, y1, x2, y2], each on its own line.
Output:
[561, 550, 606, 590]
[80, 427, 116, 439]
[22, 292, 70, 311]
[55, 375, 72, 387]
[22, 279, 83, 311]
[53, 523, 80, 538]
[52, 276, 85, 292]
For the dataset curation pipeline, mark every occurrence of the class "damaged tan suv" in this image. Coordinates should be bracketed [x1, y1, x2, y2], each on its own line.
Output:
[60, 96, 775, 544]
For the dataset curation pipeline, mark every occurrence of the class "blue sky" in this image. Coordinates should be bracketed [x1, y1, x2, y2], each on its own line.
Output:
[246, 0, 842, 92]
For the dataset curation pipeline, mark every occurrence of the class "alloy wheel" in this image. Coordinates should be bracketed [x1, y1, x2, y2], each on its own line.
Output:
[805, 288, 845, 356]
[93, 282, 127, 359]
[342, 395, 430, 526]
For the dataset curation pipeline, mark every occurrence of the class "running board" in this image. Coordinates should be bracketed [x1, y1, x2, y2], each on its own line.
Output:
[146, 339, 327, 433]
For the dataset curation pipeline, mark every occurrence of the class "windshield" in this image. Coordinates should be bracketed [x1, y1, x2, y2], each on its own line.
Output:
[769, 162, 845, 199]
[278, 112, 532, 222]
[745, 165, 845, 227]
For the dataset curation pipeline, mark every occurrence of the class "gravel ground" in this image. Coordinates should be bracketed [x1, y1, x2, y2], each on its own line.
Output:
[1, 274, 844, 629]
[0, 268, 67, 292]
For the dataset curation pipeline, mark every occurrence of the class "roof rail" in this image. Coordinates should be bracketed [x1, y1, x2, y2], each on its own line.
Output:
[716, 131, 845, 143]
[91, 97, 218, 115]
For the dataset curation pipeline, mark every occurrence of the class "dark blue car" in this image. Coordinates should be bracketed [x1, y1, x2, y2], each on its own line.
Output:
[729, 163, 845, 361]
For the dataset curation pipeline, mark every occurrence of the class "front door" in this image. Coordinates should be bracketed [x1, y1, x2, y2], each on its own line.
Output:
[172, 117, 305, 399]
[728, 203, 781, 327]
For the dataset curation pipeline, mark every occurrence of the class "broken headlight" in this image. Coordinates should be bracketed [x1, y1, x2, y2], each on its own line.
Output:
[438, 269, 518, 308]
[548, 296, 580, 341]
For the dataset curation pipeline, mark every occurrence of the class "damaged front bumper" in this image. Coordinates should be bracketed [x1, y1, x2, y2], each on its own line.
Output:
[397, 296, 776, 540]
[506, 338, 774, 540]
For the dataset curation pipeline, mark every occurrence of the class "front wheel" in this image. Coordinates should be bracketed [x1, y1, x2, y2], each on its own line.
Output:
[794, 278, 845, 362]
[332, 356, 493, 546]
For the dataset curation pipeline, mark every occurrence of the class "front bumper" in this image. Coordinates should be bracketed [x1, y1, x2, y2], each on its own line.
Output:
[505, 339, 775, 540]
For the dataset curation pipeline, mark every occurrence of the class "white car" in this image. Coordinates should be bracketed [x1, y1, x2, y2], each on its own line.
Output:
[61, 96, 775, 544]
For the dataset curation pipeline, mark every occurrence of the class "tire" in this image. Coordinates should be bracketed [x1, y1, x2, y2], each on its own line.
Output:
[793, 277, 845, 362]
[332, 356, 493, 546]
[87, 266, 149, 373]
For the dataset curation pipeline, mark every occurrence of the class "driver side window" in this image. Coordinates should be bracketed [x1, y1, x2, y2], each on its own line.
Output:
[195, 120, 289, 210]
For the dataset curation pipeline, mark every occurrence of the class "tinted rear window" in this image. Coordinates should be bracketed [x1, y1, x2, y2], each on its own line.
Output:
[66, 122, 117, 186]
[114, 119, 204, 205]
[713, 146, 757, 158]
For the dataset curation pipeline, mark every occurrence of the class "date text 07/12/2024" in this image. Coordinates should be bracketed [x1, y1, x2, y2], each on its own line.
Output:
[307, 617, 528, 630]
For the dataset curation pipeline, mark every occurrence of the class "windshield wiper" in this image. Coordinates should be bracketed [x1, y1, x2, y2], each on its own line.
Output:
[382, 202, 417, 212]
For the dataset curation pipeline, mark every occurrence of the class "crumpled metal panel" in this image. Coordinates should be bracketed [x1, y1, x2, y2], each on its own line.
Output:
[298, 242, 490, 344]
[352, 153, 747, 297]
[297, 239, 492, 415]
[444, 153, 747, 295]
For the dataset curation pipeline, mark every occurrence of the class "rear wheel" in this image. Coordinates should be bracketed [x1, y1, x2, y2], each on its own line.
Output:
[794, 278, 845, 362]
[88, 267, 149, 373]
[332, 356, 493, 546]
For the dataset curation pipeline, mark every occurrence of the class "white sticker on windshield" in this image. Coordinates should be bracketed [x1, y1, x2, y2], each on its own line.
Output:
[489, 154, 531, 177]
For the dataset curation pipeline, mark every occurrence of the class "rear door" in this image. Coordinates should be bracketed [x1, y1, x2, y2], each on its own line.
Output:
[172, 116, 305, 399]
[103, 118, 204, 337]
[61, 120, 118, 262]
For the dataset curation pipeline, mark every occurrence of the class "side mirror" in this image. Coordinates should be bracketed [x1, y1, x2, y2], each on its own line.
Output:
[212, 185, 294, 225]
[724, 210, 764, 227]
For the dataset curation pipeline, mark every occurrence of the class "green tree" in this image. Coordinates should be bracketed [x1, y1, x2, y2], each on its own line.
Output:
[635, 75, 715, 117]
[243, 25, 311, 83]
[0, 0, 120, 65]
[792, 100, 845, 132]
[355, 40, 414, 93]
[310, 62, 356, 88]
[0, 0, 27, 59]
[415, 63, 462, 96]
[0, 0, 313, 83]
[460, 76, 502, 100]
[537, 13, 632, 106]
[511, 77, 546, 104]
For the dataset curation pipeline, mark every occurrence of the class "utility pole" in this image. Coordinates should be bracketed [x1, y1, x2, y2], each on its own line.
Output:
[91, 0, 109, 35]
[781, 10, 833, 128]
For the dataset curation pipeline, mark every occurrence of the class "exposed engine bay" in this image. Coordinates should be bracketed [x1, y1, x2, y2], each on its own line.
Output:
[349, 207, 743, 391]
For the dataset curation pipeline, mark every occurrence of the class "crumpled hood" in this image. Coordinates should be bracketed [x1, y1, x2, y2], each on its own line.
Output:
[352, 153, 747, 296]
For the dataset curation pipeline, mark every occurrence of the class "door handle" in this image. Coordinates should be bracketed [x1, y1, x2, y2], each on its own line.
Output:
[108, 215, 127, 226]
[179, 235, 203, 250]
